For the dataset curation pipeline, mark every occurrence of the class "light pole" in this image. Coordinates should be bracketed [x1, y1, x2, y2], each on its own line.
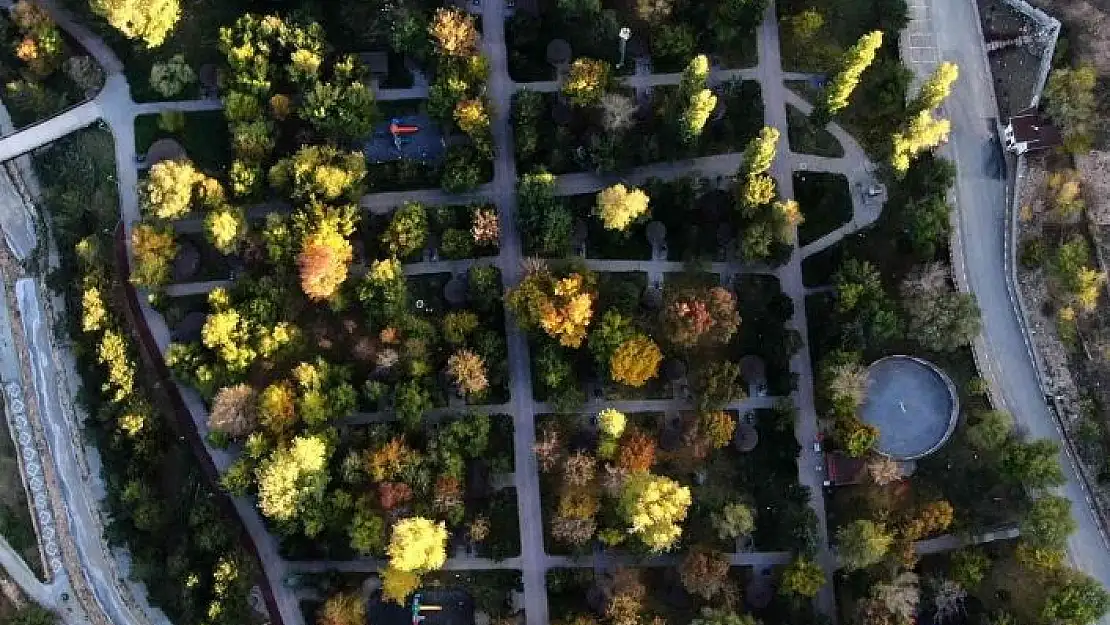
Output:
[617, 27, 631, 69]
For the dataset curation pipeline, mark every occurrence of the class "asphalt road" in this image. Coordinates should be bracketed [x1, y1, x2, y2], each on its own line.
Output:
[935, 0, 1110, 608]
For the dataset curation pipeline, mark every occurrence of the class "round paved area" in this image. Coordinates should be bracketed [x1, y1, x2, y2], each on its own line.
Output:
[860, 356, 958, 460]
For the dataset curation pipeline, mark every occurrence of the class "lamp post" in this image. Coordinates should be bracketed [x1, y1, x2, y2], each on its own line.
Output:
[617, 27, 631, 69]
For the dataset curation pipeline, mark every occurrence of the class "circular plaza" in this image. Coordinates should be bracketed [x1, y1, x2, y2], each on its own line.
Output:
[859, 355, 959, 460]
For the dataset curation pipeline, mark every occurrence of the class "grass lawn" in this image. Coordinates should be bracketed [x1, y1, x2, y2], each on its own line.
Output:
[795, 171, 852, 246]
[777, 0, 907, 72]
[135, 112, 231, 176]
[786, 104, 845, 157]
[700, 80, 764, 156]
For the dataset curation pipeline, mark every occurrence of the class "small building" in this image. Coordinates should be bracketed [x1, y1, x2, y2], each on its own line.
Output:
[826, 452, 866, 486]
[1003, 107, 1062, 154]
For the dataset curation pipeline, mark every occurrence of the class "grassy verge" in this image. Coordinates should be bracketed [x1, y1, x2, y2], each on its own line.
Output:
[795, 171, 852, 246]
[0, 404, 43, 580]
[134, 112, 230, 175]
[786, 104, 844, 157]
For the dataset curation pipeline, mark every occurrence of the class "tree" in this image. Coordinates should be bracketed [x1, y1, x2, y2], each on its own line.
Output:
[447, 349, 489, 396]
[471, 208, 500, 246]
[662, 287, 741, 348]
[429, 7, 479, 57]
[588, 309, 635, 370]
[949, 548, 990, 588]
[269, 145, 367, 203]
[141, 158, 203, 220]
[149, 54, 195, 97]
[256, 435, 329, 522]
[63, 55, 104, 95]
[692, 360, 744, 412]
[298, 216, 354, 301]
[318, 592, 365, 625]
[11, 1, 64, 78]
[619, 472, 692, 552]
[383, 202, 428, 257]
[300, 80, 380, 141]
[836, 519, 892, 571]
[1022, 495, 1076, 552]
[903, 500, 954, 540]
[207, 384, 258, 438]
[382, 567, 421, 604]
[870, 572, 921, 625]
[900, 263, 981, 352]
[1044, 65, 1097, 153]
[699, 411, 736, 449]
[598, 408, 627, 439]
[966, 409, 1013, 451]
[835, 416, 879, 458]
[442, 145, 484, 193]
[913, 62, 959, 111]
[394, 379, 433, 429]
[690, 608, 757, 625]
[823, 357, 870, 409]
[681, 89, 718, 143]
[1042, 570, 1110, 625]
[601, 93, 638, 133]
[891, 110, 951, 174]
[595, 184, 651, 231]
[825, 30, 884, 114]
[4, 604, 57, 625]
[741, 126, 780, 177]
[388, 517, 449, 572]
[713, 501, 754, 540]
[205, 204, 247, 255]
[609, 335, 663, 387]
[617, 428, 657, 471]
[563, 58, 611, 107]
[1047, 170, 1086, 220]
[518, 171, 572, 255]
[348, 505, 386, 556]
[454, 98, 490, 141]
[680, 549, 731, 599]
[1000, 439, 1065, 489]
[90, 0, 180, 47]
[130, 221, 177, 289]
[563, 452, 597, 487]
[1050, 236, 1105, 313]
[781, 556, 826, 598]
[507, 268, 596, 348]
[865, 455, 903, 486]
[834, 258, 901, 348]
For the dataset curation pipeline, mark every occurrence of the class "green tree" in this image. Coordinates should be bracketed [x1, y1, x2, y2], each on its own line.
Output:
[4, 604, 57, 625]
[518, 171, 572, 255]
[204, 204, 247, 255]
[825, 30, 884, 114]
[836, 519, 892, 571]
[588, 308, 636, 371]
[301, 80, 380, 141]
[1021, 495, 1076, 552]
[834, 258, 901, 349]
[713, 501, 755, 541]
[394, 379, 432, 430]
[692, 360, 744, 412]
[780, 556, 826, 598]
[269, 145, 367, 203]
[149, 53, 195, 97]
[441, 145, 483, 193]
[382, 202, 429, 257]
[1050, 236, 1106, 313]
[348, 504, 386, 556]
[949, 548, 991, 588]
[966, 409, 1013, 451]
[90, 0, 180, 47]
[1042, 570, 1110, 625]
[1000, 438, 1065, 489]
[900, 263, 981, 352]
[563, 58, 611, 107]
[690, 608, 757, 625]
[1044, 65, 1097, 153]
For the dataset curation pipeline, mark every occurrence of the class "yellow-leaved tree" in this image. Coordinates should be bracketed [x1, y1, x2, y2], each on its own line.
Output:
[507, 268, 596, 347]
[595, 183, 651, 231]
[256, 435, 329, 522]
[90, 0, 181, 48]
[619, 472, 692, 552]
[141, 158, 203, 220]
[298, 211, 355, 301]
[609, 335, 663, 387]
[387, 517, 449, 572]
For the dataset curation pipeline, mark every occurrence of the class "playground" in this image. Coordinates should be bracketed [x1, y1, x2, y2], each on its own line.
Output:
[369, 589, 475, 625]
[859, 355, 960, 460]
[364, 114, 446, 164]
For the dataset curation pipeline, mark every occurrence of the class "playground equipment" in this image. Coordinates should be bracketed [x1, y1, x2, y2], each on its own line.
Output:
[411, 593, 443, 625]
[390, 119, 420, 136]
